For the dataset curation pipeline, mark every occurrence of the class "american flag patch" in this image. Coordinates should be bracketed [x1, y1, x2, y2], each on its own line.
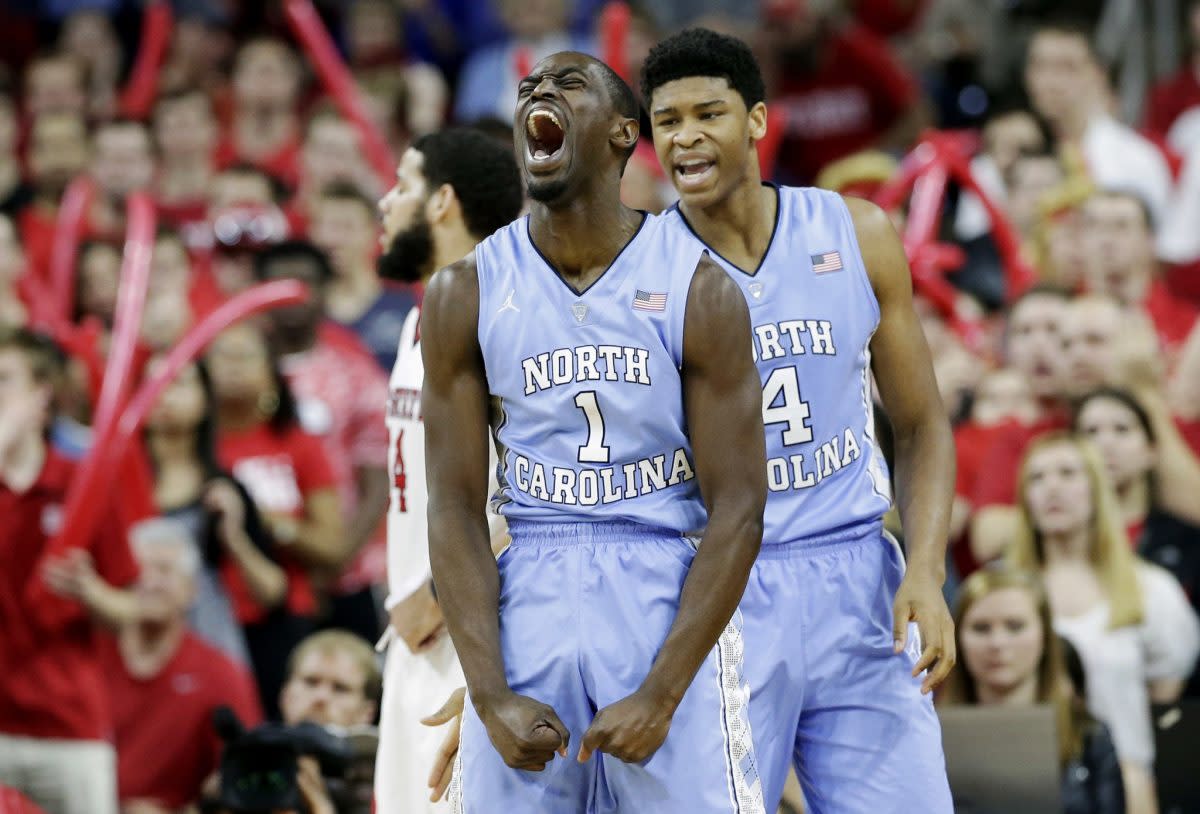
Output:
[811, 251, 843, 274]
[632, 289, 667, 312]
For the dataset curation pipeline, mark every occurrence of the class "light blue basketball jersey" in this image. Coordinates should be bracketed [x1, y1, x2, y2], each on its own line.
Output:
[476, 213, 709, 532]
[662, 185, 892, 545]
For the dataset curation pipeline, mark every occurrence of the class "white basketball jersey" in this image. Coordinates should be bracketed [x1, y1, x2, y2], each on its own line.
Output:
[386, 307, 429, 607]
[385, 305, 503, 609]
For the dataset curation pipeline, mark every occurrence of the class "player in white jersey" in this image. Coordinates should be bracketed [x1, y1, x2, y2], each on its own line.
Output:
[374, 128, 523, 813]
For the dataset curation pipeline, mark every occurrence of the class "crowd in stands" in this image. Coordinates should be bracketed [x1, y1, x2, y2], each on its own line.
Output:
[1, 1, 1200, 813]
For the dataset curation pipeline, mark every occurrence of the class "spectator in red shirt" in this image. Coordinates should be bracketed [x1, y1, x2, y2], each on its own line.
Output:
[762, 1, 927, 184]
[252, 242, 391, 645]
[287, 109, 378, 237]
[153, 88, 219, 237]
[1080, 190, 1199, 355]
[101, 518, 263, 812]
[0, 327, 138, 814]
[1144, 0, 1200, 157]
[207, 320, 343, 717]
[309, 182, 416, 372]
[216, 39, 305, 191]
[88, 119, 156, 240]
[21, 54, 87, 120]
[20, 112, 89, 277]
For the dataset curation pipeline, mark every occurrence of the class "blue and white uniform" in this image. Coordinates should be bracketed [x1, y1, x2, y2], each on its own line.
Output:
[450, 213, 763, 814]
[663, 185, 951, 814]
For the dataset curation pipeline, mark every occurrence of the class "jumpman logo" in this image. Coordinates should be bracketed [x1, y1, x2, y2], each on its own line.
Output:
[498, 288, 520, 314]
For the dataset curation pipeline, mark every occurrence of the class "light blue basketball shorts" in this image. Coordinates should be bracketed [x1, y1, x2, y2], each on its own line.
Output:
[450, 520, 765, 814]
[740, 520, 952, 814]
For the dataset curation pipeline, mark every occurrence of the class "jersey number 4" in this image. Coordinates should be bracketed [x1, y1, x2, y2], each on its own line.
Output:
[762, 367, 813, 445]
[391, 429, 408, 512]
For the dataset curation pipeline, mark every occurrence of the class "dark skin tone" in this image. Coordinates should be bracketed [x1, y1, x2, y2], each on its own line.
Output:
[422, 52, 766, 772]
[650, 75, 957, 692]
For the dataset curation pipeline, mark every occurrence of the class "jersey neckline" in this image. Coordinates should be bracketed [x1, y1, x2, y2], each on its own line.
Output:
[524, 210, 650, 298]
[670, 182, 781, 278]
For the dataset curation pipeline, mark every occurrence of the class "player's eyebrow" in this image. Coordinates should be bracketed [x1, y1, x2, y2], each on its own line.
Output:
[521, 67, 588, 85]
[652, 99, 724, 116]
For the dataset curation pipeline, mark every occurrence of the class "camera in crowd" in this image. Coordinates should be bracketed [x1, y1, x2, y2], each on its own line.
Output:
[205, 707, 377, 814]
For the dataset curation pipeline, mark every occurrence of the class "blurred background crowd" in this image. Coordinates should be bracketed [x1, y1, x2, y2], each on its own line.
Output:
[1, 0, 1200, 813]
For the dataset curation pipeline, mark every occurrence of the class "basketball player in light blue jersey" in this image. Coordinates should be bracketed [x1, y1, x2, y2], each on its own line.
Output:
[641, 29, 957, 813]
[421, 52, 768, 813]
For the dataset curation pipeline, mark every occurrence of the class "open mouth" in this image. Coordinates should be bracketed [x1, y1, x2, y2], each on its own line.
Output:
[526, 109, 565, 163]
[673, 156, 716, 189]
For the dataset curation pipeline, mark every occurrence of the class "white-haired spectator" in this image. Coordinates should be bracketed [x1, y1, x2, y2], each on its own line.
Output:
[100, 518, 262, 813]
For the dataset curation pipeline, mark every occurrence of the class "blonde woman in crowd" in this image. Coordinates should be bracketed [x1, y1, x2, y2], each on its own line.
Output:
[939, 565, 1125, 814]
[1009, 433, 1200, 814]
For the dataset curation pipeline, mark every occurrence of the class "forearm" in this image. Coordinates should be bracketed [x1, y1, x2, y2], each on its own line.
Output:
[429, 506, 508, 706]
[84, 583, 139, 629]
[225, 531, 287, 608]
[892, 415, 956, 580]
[641, 511, 762, 706]
[1140, 391, 1200, 524]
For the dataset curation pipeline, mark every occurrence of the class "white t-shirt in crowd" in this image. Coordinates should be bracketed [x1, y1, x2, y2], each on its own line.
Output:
[1159, 144, 1200, 263]
[1053, 562, 1200, 767]
[1081, 114, 1173, 228]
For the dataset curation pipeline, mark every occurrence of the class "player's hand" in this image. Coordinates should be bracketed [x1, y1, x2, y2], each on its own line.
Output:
[477, 691, 570, 771]
[422, 686, 466, 801]
[893, 572, 956, 695]
[389, 581, 446, 654]
[578, 688, 674, 764]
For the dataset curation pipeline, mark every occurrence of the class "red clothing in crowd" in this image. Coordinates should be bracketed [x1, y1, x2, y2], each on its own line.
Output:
[0, 451, 138, 741]
[280, 324, 390, 594]
[214, 133, 302, 191]
[968, 413, 1071, 509]
[773, 23, 918, 184]
[100, 632, 262, 809]
[1144, 65, 1200, 145]
[1144, 280, 1199, 354]
[216, 422, 338, 622]
[0, 786, 49, 814]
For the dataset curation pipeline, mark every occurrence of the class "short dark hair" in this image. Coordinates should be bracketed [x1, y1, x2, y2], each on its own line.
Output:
[1029, 14, 1098, 62]
[253, 239, 335, 286]
[1073, 386, 1156, 445]
[641, 27, 766, 110]
[412, 128, 523, 240]
[317, 180, 376, 218]
[0, 327, 64, 386]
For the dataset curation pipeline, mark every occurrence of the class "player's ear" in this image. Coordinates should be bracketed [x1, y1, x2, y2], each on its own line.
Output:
[426, 183, 458, 224]
[611, 116, 639, 156]
[748, 101, 768, 143]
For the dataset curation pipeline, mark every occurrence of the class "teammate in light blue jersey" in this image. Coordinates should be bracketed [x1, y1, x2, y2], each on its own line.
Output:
[642, 29, 957, 814]
[422, 51, 768, 813]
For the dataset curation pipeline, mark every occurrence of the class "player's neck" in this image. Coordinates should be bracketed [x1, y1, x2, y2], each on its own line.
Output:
[975, 674, 1038, 707]
[680, 181, 776, 272]
[529, 199, 644, 279]
[429, 222, 480, 280]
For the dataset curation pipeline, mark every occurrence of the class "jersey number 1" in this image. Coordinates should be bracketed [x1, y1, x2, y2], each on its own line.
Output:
[574, 391, 610, 463]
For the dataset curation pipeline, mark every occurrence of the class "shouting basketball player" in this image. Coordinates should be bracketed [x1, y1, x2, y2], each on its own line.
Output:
[642, 28, 956, 814]
[422, 52, 768, 812]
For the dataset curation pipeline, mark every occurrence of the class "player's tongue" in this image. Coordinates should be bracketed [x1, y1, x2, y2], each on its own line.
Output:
[527, 110, 565, 160]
